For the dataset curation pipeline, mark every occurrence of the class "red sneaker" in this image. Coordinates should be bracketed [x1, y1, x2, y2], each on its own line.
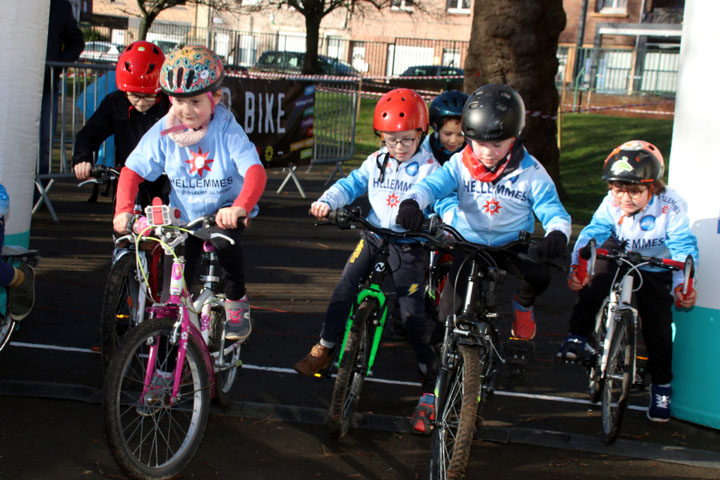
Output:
[511, 300, 536, 340]
[410, 393, 436, 434]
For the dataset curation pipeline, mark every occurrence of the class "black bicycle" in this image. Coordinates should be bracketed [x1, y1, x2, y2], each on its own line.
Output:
[429, 225, 545, 480]
[80, 166, 165, 370]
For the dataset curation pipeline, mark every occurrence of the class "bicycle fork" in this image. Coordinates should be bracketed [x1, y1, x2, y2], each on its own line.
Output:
[599, 275, 636, 381]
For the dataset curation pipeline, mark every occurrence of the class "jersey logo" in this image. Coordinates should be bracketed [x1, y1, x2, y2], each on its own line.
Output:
[640, 215, 656, 231]
[611, 157, 633, 175]
[483, 198, 502, 216]
[186, 147, 214, 178]
[405, 161, 419, 176]
[386, 193, 400, 208]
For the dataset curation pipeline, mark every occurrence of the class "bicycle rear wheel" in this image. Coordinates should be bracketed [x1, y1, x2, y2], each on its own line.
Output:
[100, 253, 145, 371]
[601, 312, 635, 444]
[328, 299, 374, 441]
[209, 304, 241, 406]
[104, 317, 210, 480]
[430, 344, 483, 480]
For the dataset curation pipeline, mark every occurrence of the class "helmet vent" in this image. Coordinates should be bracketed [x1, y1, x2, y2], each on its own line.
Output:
[146, 63, 155, 74]
[175, 68, 184, 88]
[124, 61, 132, 73]
[185, 70, 195, 89]
[399, 112, 405, 117]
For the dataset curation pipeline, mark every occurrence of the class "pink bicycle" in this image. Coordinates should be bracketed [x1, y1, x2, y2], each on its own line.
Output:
[103, 203, 242, 480]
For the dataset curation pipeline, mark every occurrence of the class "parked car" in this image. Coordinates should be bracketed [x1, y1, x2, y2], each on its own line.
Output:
[251, 50, 359, 76]
[388, 65, 465, 92]
[79, 41, 123, 63]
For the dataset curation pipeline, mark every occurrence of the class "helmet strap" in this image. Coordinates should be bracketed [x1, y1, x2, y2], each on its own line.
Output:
[376, 152, 390, 183]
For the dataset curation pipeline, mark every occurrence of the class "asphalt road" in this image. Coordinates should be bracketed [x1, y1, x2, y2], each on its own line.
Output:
[1, 169, 718, 480]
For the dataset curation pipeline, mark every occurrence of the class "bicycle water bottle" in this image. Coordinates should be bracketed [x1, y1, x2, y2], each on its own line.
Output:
[0, 185, 9, 218]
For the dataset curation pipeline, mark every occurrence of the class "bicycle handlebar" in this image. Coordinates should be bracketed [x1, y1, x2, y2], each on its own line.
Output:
[78, 165, 120, 188]
[579, 238, 695, 294]
[319, 207, 445, 247]
[123, 210, 236, 250]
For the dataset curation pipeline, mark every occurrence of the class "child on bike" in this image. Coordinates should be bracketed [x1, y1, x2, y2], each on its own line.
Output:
[556, 140, 698, 423]
[293, 88, 440, 433]
[422, 90, 468, 165]
[0, 185, 35, 321]
[398, 83, 571, 341]
[112, 45, 267, 342]
[73, 41, 171, 207]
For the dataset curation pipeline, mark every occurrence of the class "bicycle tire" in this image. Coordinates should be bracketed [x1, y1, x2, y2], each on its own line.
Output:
[208, 304, 240, 406]
[430, 344, 483, 480]
[588, 306, 610, 404]
[0, 315, 16, 352]
[328, 299, 374, 441]
[100, 253, 145, 371]
[601, 312, 635, 445]
[104, 317, 210, 480]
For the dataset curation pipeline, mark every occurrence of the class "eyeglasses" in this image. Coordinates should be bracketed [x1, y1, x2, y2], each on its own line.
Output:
[126, 93, 158, 102]
[609, 185, 648, 199]
[382, 133, 418, 147]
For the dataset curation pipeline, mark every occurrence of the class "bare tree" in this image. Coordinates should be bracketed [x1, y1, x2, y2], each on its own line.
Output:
[464, 0, 567, 196]
[127, 1, 236, 40]
[242, 0, 390, 74]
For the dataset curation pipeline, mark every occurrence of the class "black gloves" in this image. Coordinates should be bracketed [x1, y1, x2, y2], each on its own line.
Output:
[537, 230, 567, 259]
[396, 199, 425, 231]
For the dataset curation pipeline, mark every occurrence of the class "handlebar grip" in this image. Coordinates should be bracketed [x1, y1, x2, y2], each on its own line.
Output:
[575, 256, 588, 283]
[661, 258, 684, 269]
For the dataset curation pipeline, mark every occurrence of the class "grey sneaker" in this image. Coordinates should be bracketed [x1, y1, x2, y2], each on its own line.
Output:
[9, 264, 35, 321]
[225, 296, 251, 341]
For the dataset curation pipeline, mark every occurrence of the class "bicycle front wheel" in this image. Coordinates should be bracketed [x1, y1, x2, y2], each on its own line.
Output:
[0, 314, 16, 352]
[328, 299, 374, 441]
[100, 253, 145, 371]
[430, 344, 483, 480]
[104, 317, 210, 480]
[601, 312, 635, 445]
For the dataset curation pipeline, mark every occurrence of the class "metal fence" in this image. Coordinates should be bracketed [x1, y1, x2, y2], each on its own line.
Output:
[82, 22, 680, 97]
[36, 61, 361, 218]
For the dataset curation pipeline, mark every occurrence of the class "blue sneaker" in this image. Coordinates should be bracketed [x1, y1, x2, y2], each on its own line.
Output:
[647, 384, 672, 422]
[556, 334, 594, 362]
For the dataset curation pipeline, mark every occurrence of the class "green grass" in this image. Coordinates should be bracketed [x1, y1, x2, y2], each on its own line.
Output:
[349, 98, 674, 226]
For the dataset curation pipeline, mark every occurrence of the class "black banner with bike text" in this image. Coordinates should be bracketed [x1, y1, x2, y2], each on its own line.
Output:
[221, 76, 314, 168]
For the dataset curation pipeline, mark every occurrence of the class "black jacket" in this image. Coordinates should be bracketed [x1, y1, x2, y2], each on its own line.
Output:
[72, 90, 171, 169]
[45, 0, 84, 85]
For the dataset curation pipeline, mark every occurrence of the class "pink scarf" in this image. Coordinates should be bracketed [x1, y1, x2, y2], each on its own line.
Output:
[160, 105, 209, 147]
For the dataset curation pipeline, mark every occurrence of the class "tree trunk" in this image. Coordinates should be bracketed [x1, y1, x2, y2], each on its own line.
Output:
[303, 6, 322, 74]
[464, 0, 567, 197]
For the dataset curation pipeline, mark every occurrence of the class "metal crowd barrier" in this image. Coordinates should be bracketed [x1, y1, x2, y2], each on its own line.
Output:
[36, 61, 115, 221]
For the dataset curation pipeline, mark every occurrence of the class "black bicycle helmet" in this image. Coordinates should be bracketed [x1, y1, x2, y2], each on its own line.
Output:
[429, 90, 469, 131]
[602, 140, 664, 184]
[462, 84, 525, 142]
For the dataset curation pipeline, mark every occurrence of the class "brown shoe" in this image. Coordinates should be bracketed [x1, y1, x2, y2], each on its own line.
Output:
[294, 343, 333, 376]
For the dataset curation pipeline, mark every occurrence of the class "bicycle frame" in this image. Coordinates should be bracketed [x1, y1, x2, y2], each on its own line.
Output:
[336, 241, 391, 370]
[135, 225, 239, 406]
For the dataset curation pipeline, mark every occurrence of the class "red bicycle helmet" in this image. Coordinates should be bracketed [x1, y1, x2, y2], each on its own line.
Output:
[602, 140, 664, 184]
[115, 41, 165, 94]
[373, 88, 429, 134]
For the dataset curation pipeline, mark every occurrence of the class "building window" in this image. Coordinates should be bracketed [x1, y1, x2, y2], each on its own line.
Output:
[596, 0, 627, 14]
[391, 0, 414, 11]
[446, 0, 471, 13]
